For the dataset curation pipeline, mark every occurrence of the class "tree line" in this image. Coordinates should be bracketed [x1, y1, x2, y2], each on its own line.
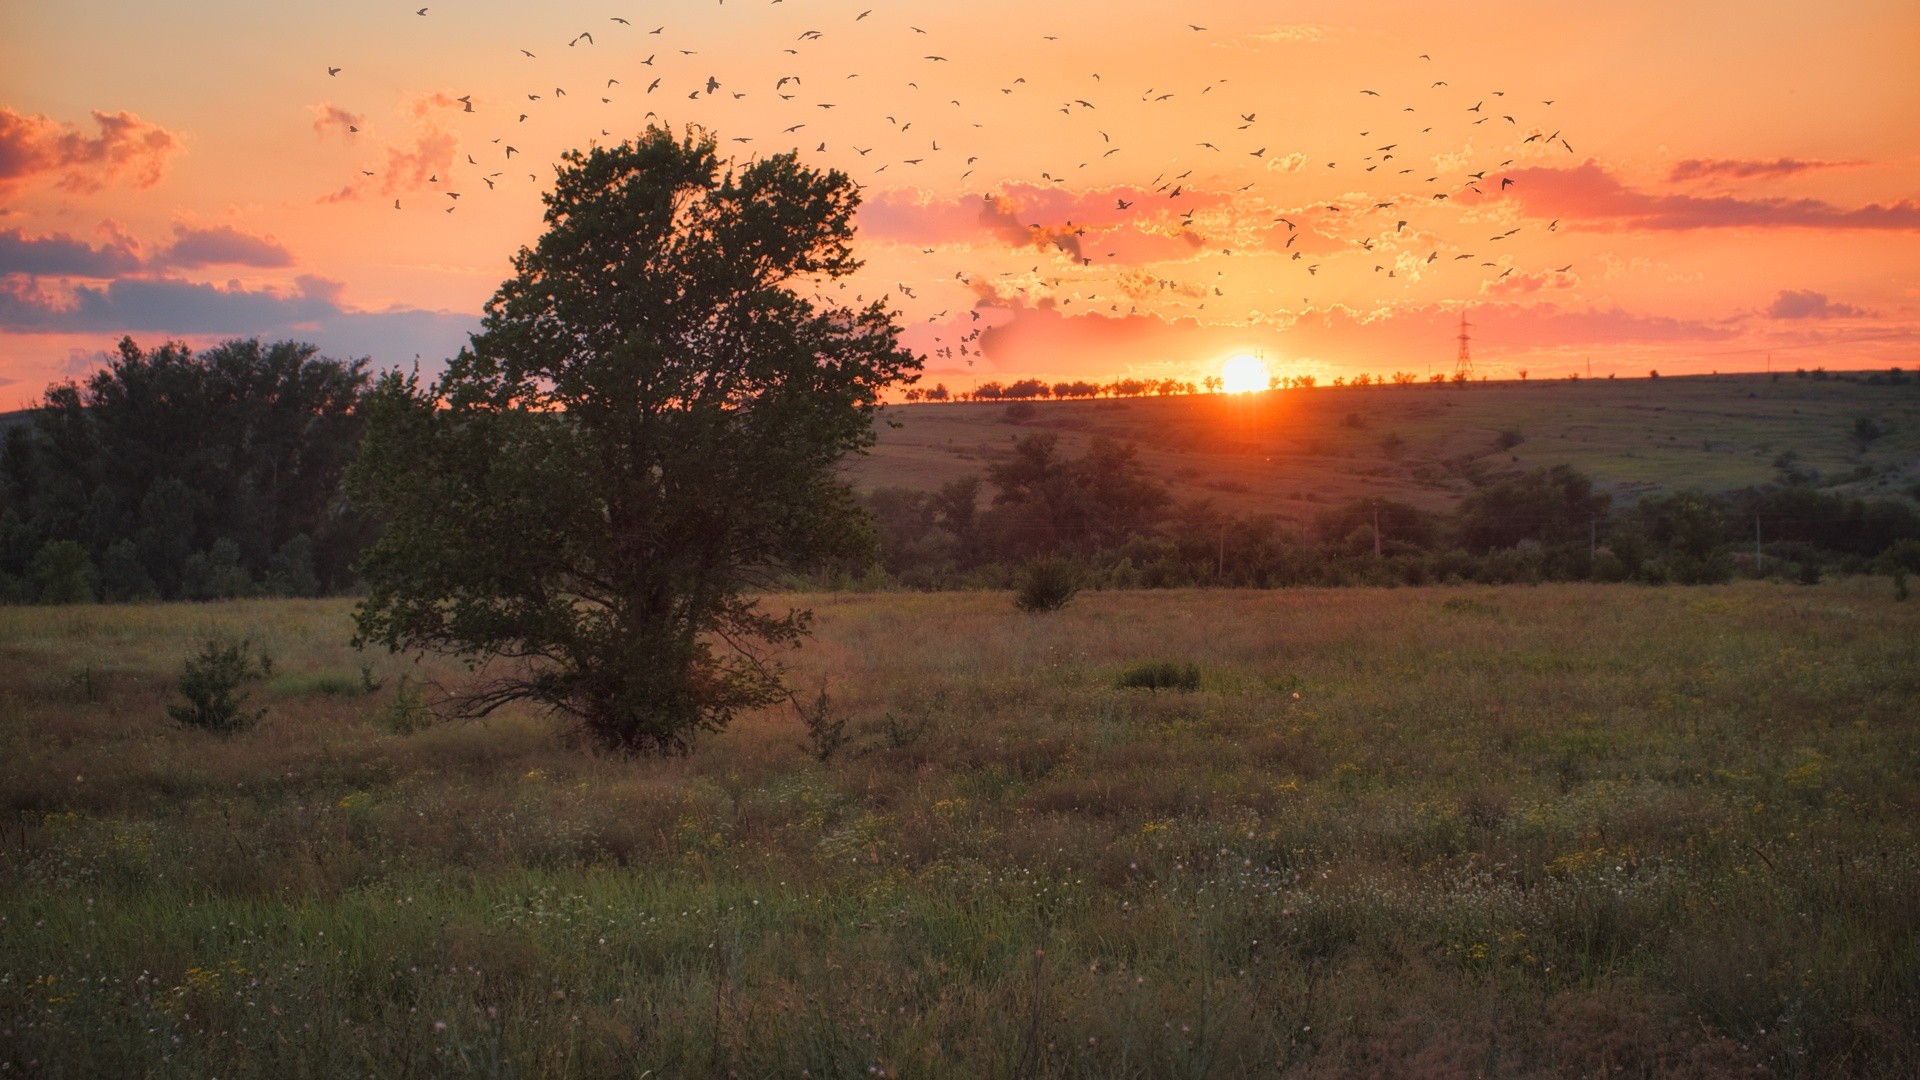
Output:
[863, 433, 1920, 591]
[0, 337, 374, 603]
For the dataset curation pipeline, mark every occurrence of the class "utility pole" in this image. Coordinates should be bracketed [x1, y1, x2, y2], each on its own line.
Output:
[1454, 312, 1473, 377]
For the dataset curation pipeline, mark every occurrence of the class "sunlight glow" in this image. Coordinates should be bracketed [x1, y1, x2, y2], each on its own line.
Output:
[1220, 353, 1270, 394]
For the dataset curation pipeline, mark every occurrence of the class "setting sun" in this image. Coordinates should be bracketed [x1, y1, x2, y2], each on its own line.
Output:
[1220, 353, 1270, 394]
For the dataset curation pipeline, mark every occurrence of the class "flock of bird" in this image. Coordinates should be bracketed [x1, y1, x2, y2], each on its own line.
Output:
[321, 4, 1576, 368]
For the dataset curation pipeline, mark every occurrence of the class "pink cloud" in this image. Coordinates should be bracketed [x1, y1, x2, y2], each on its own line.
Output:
[1667, 158, 1853, 183]
[858, 182, 1224, 262]
[155, 224, 294, 269]
[0, 107, 183, 194]
[1766, 289, 1867, 319]
[1505, 161, 1920, 231]
[310, 103, 364, 138]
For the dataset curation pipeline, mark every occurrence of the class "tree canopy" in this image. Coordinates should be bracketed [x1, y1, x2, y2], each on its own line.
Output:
[349, 126, 919, 754]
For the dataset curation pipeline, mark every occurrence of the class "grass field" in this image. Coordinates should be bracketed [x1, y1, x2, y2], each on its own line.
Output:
[3, 584, 1916, 1076]
[847, 374, 1920, 524]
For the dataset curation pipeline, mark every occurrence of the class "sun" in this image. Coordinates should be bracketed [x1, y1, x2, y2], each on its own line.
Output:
[1220, 353, 1270, 394]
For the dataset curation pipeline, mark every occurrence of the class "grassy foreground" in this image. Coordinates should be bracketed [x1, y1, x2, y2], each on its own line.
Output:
[2, 585, 1916, 1078]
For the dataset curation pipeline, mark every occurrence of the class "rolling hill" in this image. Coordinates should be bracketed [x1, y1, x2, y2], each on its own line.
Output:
[846, 371, 1920, 525]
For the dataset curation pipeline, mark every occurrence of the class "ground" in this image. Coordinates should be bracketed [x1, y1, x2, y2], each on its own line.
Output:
[2, 582, 1915, 1076]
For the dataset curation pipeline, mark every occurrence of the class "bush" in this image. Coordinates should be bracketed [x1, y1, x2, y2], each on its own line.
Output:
[167, 634, 272, 734]
[374, 673, 434, 735]
[797, 686, 851, 762]
[1116, 659, 1201, 692]
[1013, 556, 1080, 613]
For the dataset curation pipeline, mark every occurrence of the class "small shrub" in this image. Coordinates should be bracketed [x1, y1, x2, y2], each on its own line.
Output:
[374, 673, 434, 735]
[1013, 556, 1080, 613]
[1115, 660, 1201, 692]
[1495, 428, 1525, 450]
[167, 635, 272, 734]
[881, 709, 930, 750]
[797, 686, 851, 761]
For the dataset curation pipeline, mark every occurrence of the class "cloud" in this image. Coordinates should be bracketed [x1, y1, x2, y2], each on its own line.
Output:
[154, 224, 294, 269]
[1482, 269, 1577, 297]
[0, 107, 183, 194]
[0, 273, 475, 367]
[310, 103, 364, 138]
[0, 227, 142, 276]
[1250, 24, 1326, 43]
[1, 223, 293, 274]
[858, 183, 1229, 267]
[1667, 158, 1852, 183]
[1766, 289, 1867, 319]
[378, 92, 468, 194]
[1507, 162, 1920, 231]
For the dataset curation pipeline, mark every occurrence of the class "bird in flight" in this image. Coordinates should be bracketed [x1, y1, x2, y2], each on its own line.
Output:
[327, 66, 340, 76]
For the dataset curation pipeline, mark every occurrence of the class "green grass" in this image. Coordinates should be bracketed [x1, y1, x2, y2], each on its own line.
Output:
[2, 584, 1917, 1076]
[850, 373, 1920, 524]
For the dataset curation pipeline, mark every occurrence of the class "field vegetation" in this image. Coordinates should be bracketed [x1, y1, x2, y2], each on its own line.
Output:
[4, 583, 1915, 1076]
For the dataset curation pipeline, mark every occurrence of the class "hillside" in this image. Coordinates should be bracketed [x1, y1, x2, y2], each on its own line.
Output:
[846, 372, 1920, 525]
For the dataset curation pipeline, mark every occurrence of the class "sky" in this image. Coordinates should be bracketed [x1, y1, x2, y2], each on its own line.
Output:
[2, 0, 1918, 408]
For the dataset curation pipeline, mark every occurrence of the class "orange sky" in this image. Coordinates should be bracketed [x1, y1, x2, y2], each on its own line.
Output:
[3, 0, 1918, 408]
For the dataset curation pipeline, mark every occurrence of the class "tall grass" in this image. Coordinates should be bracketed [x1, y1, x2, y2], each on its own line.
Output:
[2, 584, 1915, 1076]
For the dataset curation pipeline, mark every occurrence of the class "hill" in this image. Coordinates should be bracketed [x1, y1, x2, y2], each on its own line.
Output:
[847, 372, 1920, 525]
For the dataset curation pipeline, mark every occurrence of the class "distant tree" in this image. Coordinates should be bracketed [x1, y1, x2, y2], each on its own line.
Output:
[30, 539, 95, 604]
[981, 433, 1168, 558]
[1457, 465, 1610, 555]
[350, 127, 918, 754]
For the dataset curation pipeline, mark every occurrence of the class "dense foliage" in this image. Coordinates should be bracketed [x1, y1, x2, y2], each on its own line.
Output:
[350, 127, 919, 754]
[0, 337, 372, 602]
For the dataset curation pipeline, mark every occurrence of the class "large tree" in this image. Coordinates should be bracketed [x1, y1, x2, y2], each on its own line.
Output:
[350, 127, 918, 754]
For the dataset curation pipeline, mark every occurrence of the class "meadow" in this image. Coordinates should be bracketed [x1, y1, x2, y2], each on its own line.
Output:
[2, 582, 1916, 1077]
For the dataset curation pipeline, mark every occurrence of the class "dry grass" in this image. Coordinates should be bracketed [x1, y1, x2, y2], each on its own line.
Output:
[2, 583, 1916, 1076]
